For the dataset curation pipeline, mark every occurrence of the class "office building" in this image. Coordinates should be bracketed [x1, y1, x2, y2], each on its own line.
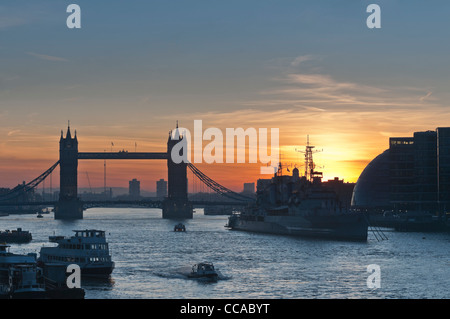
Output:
[156, 178, 167, 198]
[243, 182, 255, 194]
[129, 178, 140, 199]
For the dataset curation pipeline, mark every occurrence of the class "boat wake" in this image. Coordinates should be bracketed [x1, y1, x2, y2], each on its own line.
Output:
[154, 266, 231, 282]
[214, 270, 231, 281]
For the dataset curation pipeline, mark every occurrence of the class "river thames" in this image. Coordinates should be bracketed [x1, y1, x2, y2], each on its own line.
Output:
[2, 207, 449, 299]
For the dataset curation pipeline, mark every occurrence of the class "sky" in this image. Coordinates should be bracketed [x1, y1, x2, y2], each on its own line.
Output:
[1, 0, 450, 192]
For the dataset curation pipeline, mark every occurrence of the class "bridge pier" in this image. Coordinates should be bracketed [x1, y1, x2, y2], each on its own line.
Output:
[162, 199, 193, 219]
[54, 199, 83, 219]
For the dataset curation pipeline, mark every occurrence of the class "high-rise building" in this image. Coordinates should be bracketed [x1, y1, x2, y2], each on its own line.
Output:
[389, 136, 415, 205]
[156, 179, 167, 198]
[129, 178, 140, 199]
[414, 131, 437, 208]
[437, 127, 450, 212]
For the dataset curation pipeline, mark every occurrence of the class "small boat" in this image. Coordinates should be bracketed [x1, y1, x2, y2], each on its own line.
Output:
[188, 262, 219, 280]
[37, 213, 43, 218]
[174, 223, 186, 232]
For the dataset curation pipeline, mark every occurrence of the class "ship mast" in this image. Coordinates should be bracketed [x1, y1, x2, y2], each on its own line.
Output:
[296, 135, 323, 182]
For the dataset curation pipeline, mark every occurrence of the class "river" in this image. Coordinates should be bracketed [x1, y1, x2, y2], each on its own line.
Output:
[2, 207, 449, 299]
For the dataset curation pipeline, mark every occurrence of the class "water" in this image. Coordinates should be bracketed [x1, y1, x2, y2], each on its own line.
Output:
[2, 208, 449, 299]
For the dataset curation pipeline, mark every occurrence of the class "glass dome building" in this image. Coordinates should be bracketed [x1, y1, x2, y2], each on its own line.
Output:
[351, 150, 390, 209]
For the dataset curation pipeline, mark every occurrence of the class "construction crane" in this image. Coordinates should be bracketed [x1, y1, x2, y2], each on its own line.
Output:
[85, 172, 93, 194]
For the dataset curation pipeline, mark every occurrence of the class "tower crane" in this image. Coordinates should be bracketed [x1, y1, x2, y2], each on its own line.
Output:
[85, 172, 93, 194]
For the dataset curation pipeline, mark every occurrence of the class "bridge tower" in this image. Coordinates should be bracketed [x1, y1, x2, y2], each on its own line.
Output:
[162, 122, 193, 219]
[55, 124, 83, 219]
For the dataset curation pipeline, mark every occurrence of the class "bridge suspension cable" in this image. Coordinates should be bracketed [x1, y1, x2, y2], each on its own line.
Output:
[187, 163, 254, 202]
[0, 161, 60, 201]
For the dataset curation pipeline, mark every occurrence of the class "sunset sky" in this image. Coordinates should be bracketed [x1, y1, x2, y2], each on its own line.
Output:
[1, 1, 450, 192]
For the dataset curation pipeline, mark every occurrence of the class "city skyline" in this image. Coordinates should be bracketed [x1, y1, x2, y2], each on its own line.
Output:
[1, 1, 450, 191]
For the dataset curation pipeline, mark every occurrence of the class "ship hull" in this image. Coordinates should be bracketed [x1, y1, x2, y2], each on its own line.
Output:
[229, 214, 368, 242]
[0, 236, 32, 244]
[39, 261, 114, 278]
[81, 264, 114, 277]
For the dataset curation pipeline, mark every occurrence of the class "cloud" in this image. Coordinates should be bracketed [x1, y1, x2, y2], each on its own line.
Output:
[0, 16, 27, 30]
[251, 60, 442, 114]
[149, 53, 450, 182]
[300, 106, 326, 112]
[0, 3, 43, 30]
[7, 129, 21, 136]
[290, 55, 314, 67]
[419, 91, 433, 102]
[26, 52, 68, 62]
[153, 55, 448, 151]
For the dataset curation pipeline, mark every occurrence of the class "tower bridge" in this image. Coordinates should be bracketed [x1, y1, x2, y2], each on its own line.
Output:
[0, 123, 254, 220]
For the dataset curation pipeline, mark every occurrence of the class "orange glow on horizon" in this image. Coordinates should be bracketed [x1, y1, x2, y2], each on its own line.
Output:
[5, 110, 441, 192]
[0, 130, 382, 192]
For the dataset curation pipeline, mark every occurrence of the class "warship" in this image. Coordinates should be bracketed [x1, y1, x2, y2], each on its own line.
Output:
[226, 138, 368, 241]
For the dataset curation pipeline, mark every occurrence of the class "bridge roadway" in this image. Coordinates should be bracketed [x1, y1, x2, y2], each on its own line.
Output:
[78, 152, 168, 160]
[0, 200, 248, 207]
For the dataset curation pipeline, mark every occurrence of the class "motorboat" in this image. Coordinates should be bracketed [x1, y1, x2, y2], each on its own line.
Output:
[174, 223, 186, 232]
[38, 229, 114, 278]
[188, 262, 219, 280]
